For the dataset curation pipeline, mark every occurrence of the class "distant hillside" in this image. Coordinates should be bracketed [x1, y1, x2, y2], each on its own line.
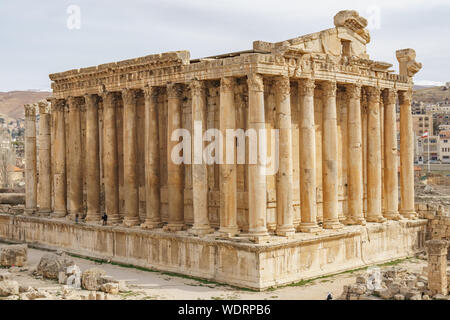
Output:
[0, 91, 51, 119]
[413, 85, 450, 104]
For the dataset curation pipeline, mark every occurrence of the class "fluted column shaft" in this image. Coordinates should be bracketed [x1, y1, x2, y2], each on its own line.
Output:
[218, 77, 238, 236]
[298, 79, 320, 232]
[85, 94, 101, 222]
[141, 86, 162, 229]
[383, 89, 401, 220]
[345, 84, 366, 225]
[186, 80, 214, 235]
[247, 74, 268, 237]
[366, 87, 386, 223]
[321, 81, 342, 229]
[52, 99, 67, 217]
[399, 90, 416, 219]
[67, 97, 83, 220]
[166, 83, 185, 231]
[122, 89, 140, 227]
[38, 100, 52, 215]
[24, 104, 37, 215]
[102, 92, 120, 223]
[274, 76, 295, 236]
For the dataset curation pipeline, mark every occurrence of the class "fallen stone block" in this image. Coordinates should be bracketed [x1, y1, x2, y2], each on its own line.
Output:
[100, 282, 119, 295]
[81, 268, 106, 291]
[0, 244, 27, 267]
[36, 253, 75, 280]
[393, 294, 405, 300]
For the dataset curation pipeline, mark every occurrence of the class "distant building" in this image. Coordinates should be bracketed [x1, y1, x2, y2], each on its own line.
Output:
[438, 131, 450, 163]
[412, 114, 433, 137]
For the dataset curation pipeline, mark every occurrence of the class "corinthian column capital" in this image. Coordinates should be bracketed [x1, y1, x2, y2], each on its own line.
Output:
[143, 85, 159, 99]
[322, 81, 337, 97]
[220, 77, 234, 93]
[298, 78, 315, 96]
[38, 100, 51, 114]
[121, 88, 139, 105]
[274, 76, 291, 100]
[24, 104, 36, 117]
[382, 88, 397, 105]
[167, 83, 183, 99]
[190, 79, 207, 96]
[398, 89, 413, 105]
[67, 96, 84, 110]
[247, 73, 264, 92]
[366, 86, 382, 108]
[84, 94, 100, 107]
[345, 83, 362, 99]
[50, 99, 66, 112]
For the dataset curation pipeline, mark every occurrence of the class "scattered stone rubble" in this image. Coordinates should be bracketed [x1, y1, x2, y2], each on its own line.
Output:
[339, 266, 450, 300]
[0, 244, 129, 300]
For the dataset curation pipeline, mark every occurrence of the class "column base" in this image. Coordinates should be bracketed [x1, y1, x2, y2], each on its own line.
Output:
[383, 211, 403, 221]
[189, 225, 214, 236]
[323, 220, 343, 230]
[85, 214, 102, 223]
[51, 210, 67, 218]
[38, 209, 51, 217]
[108, 214, 122, 224]
[299, 222, 321, 233]
[24, 208, 37, 216]
[399, 210, 417, 220]
[366, 215, 387, 223]
[343, 217, 366, 226]
[122, 216, 141, 227]
[141, 220, 164, 229]
[163, 223, 185, 232]
[276, 225, 296, 236]
[217, 226, 239, 237]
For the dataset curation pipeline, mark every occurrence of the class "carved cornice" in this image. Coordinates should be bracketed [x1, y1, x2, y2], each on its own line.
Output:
[298, 78, 315, 96]
[220, 77, 234, 93]
[247, 74, 264, 92]
[24, 104, 36, 117]
[321, 81, 337, 98]
[398, 89, 412, 106]
[167, 83, 184, 99]
[382, 88, 397, 105]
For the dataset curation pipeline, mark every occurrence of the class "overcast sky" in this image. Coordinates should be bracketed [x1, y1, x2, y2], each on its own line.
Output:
[0, 0, 449, 91]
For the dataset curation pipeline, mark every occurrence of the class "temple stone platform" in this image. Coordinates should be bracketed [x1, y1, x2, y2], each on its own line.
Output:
[0, 214, 426, 290]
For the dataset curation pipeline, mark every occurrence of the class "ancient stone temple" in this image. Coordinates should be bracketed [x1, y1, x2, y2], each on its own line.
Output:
[1, 10, 427, 290]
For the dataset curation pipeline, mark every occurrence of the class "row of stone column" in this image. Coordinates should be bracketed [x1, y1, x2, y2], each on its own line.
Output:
[24, 75, 416, 238]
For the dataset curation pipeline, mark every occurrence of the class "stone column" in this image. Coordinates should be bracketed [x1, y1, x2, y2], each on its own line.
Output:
[67, 96, 83, 220]
[24, 103, 37, 215]
[366, 87, 386, 223]
[344, 83, 366, 225]
[165, 83, 185, 231]
[218, 77, 238, 236]
[274, 76, 295, 236]
[141, 86, 163, 229]
[321, 81, 343, 229]
[37, 100, 51, 215]
[298, 79, 320, 232]
[121, 89, 140, 227]
[399, 89, 417, 219]
[51, 99, 67, 217]
[247, 74, 268, 237]
[425, 240, 449, 296]
[187, 80, 214, 235]
[383, 89, 402, 220]
[84, 94, 101, 222]
[102, 92, 120, 223]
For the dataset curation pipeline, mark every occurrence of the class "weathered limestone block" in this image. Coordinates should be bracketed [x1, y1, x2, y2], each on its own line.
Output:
[0, 244, 27, 267]
[0, 193, 25, 205]
[0, 280, 19, 297]
[81, 268, 107, 291]
[426, 240, 449, 296]
[36, 253, 75, 280]
[100, 282, 119, 295]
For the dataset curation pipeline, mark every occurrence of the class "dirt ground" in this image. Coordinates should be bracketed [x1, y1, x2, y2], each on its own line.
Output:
[1, 248, 430, 300]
